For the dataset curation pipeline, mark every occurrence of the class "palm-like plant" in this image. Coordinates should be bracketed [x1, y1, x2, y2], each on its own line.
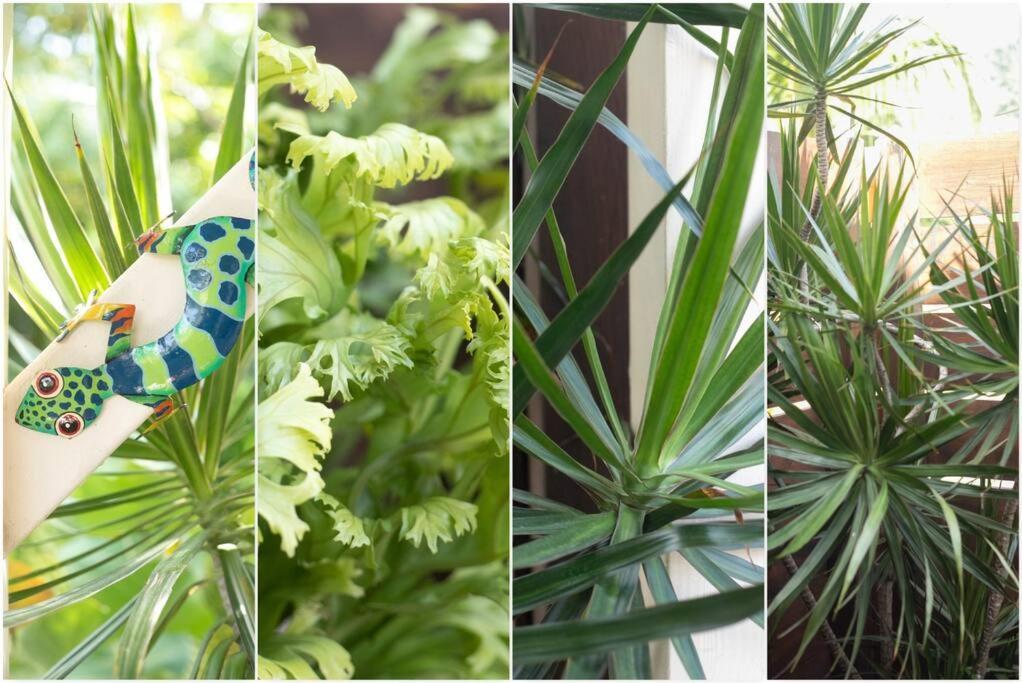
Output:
[768, 3, 953, 238]
[767, 17, 1019, 672]
[512, 4, 765, 678]
[768, 207, 1019, 676]
[5, 5, 255, 678]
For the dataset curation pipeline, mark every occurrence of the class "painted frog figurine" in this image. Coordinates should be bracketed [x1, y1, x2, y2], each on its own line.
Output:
[15, 214, 254, 438]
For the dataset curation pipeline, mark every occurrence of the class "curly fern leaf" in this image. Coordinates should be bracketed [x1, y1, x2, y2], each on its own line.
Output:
[258, 634, 354, 680]
[286, 123, 453, 188]
[430, 103, 510, 171]
[259, 172, 346, 319]
[399, 497, 479, 553]
[261, 310, 414, 401]
[258, 30, 357, 110]
[377, 197, 485, 261]
[258, 364, 333, 557]
[374, 7, 498, 81]
[328, 505, 372, 549]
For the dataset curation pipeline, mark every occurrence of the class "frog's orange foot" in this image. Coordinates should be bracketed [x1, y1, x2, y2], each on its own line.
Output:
[139, 398, 186, 435]
[134, 228, 166, 255]
[134, 213, 176, 254]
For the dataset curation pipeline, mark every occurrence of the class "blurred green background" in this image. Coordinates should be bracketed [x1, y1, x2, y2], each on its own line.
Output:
[9, 2, 254, 357]
[7, 3, 253, 678]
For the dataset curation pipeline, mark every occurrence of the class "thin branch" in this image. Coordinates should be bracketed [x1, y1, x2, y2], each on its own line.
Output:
[781, 555, 862, 679]
[975, 484, 1018, 679]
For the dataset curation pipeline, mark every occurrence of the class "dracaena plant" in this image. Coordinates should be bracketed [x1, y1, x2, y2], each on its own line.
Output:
[255, 8, 509, 680]
[512, 4, 766, 678]
[5, 4, 254, 679]
[767, 79, 1019, 679]
[767, 3, 954, 238]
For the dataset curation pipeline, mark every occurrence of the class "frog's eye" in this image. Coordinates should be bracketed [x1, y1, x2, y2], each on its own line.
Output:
[55, 412, 84, 438]
[34, 371, 63, 398]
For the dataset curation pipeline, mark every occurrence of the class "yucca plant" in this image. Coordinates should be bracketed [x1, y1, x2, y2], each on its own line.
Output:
[512, 4, 765, 678]
[767, 25, 1019, 674]
[5, 5, 255, 678]
[768, 3, 953, 238]
[255, 7, 509, 679]
[767, 199, 1020, 677]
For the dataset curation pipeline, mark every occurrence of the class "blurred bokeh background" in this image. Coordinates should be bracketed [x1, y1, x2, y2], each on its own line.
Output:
[9, 2, 254, 342]
[11, 2, 253, 213]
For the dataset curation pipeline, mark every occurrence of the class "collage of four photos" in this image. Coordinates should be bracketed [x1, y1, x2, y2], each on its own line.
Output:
[0, 1, 1018, 680]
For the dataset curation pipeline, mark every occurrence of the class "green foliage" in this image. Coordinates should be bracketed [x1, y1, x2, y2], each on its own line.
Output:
[767, 6, 1019, 678]
[6, 3, 254, 679]
[767, 3, 953, 159]
[256, 7, 509, 680]
[512, 4, 765, 679]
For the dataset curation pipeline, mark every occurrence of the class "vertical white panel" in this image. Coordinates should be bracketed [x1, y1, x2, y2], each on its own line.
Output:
[627, 18, 766, 682]
[626, 21, 667, 425]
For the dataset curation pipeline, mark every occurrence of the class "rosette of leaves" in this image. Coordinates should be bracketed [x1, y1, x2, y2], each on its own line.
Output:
[255, 14, 509, 680]
[767, 3, 954, 238]
[512, 4, 766, 679]
[5, 4, 255, 679]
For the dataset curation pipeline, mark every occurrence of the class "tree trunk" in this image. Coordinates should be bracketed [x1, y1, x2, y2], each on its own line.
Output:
[974, 492, 1018, 679]
[878, 579, 895, 671]
[800, 91, 829, 242]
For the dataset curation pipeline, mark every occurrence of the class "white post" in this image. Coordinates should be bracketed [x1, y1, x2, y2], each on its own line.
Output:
[627, 19, 766, 681]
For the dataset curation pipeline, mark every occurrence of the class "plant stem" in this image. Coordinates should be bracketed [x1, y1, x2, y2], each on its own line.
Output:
[974, 488, 1018, 679]
[782, 554, 861, 679]
[801, 91, 829, 242]
[878, 579, 895, 672]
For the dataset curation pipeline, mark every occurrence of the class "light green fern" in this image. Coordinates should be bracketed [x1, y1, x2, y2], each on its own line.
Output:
[256, 10, 509, 679]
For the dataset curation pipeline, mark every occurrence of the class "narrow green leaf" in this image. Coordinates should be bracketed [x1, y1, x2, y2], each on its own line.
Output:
[74, 125, 127, 276]
[7, 85, 108, 295]
[10, 155, 79, 309]
[543, 3, 748, 27]
[8, 248, 63, 336]
[512, 171, 692, 418]
[514, 522, 759, 613]
[4, 535, 188, 628]
[839, 480, 888, 602]
[114, 534, 205, 678]
[512, 322, 625, 472]
[564, 506, 646, 678]
[514, 512, 615, 569]
[213, 28, 252, 184]
[634, 4, 764, 474]
[512, 6, 655, 268]
[101, 73, 145, 239]
[775, 465, 861, 556]
[643, 557, 706, 679]
[514, 417, 619, 500]
[512, 28, 564, 152]
[218, 546, 256, 661]
[514, 586, 761, 664]
[45, 598, 139, 679]
[123, 5, 159, 225]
